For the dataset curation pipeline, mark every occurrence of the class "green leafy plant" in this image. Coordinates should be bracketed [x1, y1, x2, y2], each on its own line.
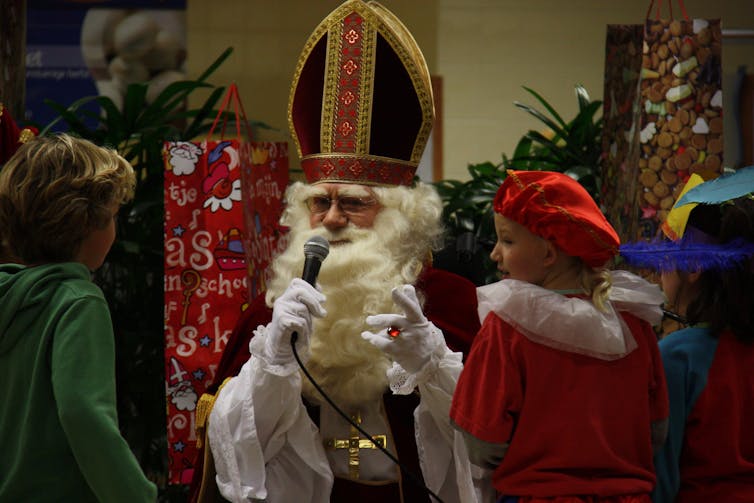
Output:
[433, 161, 505, 285]
[505, 84, 604, 201]
[37, 47, 246, 501]
[434, 84, 603, 285]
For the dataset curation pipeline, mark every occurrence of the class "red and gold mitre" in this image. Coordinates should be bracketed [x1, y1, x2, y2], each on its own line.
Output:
[288, 0, 434, 186]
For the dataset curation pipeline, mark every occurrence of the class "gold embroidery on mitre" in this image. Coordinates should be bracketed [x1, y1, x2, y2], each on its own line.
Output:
[287, 0, 434, 168]
[321, 12, 342, 155]
[355, 15, 375, 157]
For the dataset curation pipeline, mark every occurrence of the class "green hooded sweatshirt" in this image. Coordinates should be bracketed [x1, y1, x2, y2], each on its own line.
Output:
[0, 262, 157, 502]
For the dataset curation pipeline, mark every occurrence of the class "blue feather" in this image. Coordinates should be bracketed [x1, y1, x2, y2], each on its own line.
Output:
[676, 166, 754, 207]
[619, 238, 754, 272]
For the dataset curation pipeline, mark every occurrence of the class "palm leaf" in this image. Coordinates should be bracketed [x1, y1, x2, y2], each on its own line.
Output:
[141, 80, 215, 126]
[195, 46, 234, 83]
[521, 85, 566, 128]
[575, 84, 591, 111]
[94, 96, 126, 145]
[182, 86, 227, 139]
[39, 96, 101, 136]
[513, 101, 566, 139]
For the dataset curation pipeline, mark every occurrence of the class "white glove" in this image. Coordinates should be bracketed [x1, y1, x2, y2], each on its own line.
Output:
[264, 278, 326, 366]
[361, 284, 443, 374]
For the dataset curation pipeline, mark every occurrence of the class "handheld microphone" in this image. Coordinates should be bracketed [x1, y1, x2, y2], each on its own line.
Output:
[291, 236, 330, 346]
[302, 235, 330, 286]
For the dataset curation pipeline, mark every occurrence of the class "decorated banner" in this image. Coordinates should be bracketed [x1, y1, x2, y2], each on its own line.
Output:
[163, 84, 288, 484]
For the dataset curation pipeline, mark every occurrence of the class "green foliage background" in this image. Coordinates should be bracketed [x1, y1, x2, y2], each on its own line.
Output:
[434, 84, 603, 285]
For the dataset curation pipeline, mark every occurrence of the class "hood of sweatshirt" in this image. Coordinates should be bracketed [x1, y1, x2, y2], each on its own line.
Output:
[0, 262, 91, 355]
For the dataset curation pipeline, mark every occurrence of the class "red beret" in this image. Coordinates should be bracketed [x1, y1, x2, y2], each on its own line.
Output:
[493, 170, 620, 267]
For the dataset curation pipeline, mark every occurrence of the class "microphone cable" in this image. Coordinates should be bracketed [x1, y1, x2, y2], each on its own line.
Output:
[291, 333, 446, 503]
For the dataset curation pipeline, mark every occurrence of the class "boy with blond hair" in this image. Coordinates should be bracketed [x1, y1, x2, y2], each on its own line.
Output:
[0, 134, 156, 502]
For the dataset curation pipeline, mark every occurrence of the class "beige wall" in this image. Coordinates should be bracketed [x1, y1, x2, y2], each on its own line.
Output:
[187, 0, 754, 181]
[186, 1, 437, 147]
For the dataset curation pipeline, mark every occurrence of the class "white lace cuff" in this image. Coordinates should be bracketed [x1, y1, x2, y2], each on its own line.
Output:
[248, 325, 303, 377]
[387, 324, 449, 395]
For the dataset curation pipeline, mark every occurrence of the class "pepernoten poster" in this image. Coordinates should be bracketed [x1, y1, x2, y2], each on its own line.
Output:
[26, 1, 186, 129]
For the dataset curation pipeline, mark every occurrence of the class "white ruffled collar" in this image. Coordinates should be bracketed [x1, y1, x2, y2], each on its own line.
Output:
[476, 270, 664, 361]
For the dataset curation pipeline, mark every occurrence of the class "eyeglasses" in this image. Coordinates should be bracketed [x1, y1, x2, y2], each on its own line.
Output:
[306, 195, 377, 216]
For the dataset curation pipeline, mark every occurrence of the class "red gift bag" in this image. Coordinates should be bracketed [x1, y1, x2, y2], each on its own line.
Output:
[162, 84, 288, 485]
[239, 140, 291, 299]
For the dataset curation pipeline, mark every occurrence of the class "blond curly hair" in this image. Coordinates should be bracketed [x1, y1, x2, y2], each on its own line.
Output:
[0, 134, 135, 264]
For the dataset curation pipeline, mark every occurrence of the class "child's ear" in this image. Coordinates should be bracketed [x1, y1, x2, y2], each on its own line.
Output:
[542, 239, 559, 267]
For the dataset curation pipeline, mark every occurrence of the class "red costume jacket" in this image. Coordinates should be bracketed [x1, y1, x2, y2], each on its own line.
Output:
[451, 309, 667, 500]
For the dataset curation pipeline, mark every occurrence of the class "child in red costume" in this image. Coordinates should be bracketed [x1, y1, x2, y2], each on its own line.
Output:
[450, 170, 669, 503]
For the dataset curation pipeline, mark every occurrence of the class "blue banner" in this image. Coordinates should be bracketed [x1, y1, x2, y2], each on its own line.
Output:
[26, 1, 187, 130]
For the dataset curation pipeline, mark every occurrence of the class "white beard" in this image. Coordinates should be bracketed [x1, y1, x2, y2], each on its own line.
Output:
[266, 219, 430, 407]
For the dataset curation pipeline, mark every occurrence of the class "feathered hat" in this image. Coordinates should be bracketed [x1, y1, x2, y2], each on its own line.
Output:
[620, 166, 754, 272]
[288, 0, 434, 186]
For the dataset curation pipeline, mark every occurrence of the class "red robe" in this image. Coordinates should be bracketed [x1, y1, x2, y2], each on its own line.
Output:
[189, 265, 480, 502]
